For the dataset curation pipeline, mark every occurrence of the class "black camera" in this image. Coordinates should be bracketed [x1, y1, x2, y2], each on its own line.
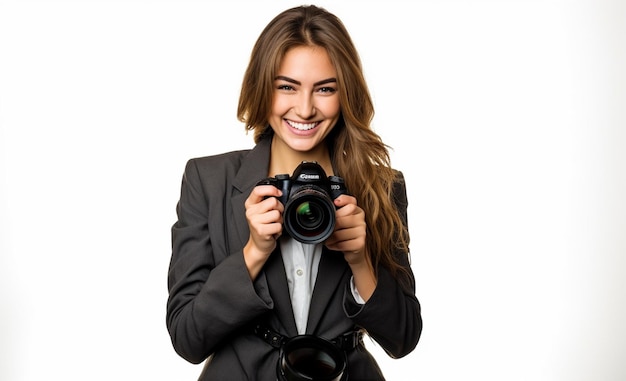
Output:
[257, 161, 347, 244]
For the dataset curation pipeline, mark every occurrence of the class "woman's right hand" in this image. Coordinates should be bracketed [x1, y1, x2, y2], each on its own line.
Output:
[243, 185, 284, 279]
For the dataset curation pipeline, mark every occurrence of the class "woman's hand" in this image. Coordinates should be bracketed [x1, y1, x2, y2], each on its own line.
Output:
[243, 185, 284, 280]
[325, 194, 367, 263]
[326, 194, 376, 301]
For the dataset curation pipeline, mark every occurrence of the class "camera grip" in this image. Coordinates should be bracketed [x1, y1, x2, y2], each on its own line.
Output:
[256, 175, 290, 205]
[328, 175, 347, 201]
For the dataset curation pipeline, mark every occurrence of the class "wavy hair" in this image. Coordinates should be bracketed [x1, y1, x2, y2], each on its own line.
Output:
[237, 5, 411, 281]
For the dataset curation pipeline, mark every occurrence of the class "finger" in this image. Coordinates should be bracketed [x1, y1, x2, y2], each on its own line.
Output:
[329, 225, 359, 241]
[254, 222, 283, 240]
[325, 236, 364, 253]
[249, 208, 282, 224]
[333, 194, 357, 208]
[248, 185, 283, 204]
[334, 203, 360, 219]
[246, 192, 284, 214]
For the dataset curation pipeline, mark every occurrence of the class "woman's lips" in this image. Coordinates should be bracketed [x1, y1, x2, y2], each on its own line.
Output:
[286, 119, 319, 131]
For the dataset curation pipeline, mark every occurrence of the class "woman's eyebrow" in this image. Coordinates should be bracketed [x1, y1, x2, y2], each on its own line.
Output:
[274, 75, 337, 87]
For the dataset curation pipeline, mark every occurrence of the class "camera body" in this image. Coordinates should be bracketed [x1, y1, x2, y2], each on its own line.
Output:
[257, 161, 347, 244]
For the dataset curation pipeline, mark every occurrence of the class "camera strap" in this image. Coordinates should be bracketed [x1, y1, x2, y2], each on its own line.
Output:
[253, 323, 363, 351]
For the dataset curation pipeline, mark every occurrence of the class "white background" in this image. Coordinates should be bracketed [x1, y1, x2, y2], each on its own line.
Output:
[1, 0, 625, 380]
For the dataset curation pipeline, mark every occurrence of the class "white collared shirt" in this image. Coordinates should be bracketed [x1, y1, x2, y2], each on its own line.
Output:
[280, 236, 365, 335]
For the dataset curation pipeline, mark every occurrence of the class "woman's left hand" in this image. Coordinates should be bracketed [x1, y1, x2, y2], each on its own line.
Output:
[325, 194, 367, 265]
[326, 194, 376, 301]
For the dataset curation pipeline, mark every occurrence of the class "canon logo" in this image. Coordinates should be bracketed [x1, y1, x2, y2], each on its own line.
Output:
[299, 174, 320, 180]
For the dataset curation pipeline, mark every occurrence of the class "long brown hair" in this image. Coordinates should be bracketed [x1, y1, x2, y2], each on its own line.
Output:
[237, 5, 411, 281]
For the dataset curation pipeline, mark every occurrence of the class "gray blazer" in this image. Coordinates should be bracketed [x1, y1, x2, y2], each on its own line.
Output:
[166, 136, 422, 380]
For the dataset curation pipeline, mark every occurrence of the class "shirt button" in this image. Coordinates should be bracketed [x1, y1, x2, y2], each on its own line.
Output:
[296, 269, 304, 276]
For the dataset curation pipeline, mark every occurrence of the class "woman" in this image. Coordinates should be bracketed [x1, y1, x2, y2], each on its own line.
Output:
[167, 5, 422, 380]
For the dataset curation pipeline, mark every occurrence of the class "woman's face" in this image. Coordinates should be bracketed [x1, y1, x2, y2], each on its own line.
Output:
[268, 45, 341, 155]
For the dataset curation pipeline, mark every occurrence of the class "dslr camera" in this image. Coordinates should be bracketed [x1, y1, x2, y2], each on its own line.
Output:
[257, 161, 347, 244]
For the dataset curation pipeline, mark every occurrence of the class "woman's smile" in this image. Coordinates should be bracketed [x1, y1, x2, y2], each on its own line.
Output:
[285, 119, 321, 133]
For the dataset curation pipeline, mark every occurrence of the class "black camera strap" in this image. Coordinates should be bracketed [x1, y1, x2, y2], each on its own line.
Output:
[253, 323, 363, 351]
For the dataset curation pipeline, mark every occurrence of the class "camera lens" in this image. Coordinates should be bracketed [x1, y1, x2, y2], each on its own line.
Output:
[295, 201, 324, 230]
[284, 186, 335, 244]
[278, 335, 345, 381]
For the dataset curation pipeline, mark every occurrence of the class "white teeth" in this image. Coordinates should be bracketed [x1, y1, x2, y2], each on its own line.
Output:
[287, 120, 317, 131]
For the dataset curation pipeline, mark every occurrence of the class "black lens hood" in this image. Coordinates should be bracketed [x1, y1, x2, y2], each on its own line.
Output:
[277, 335, 346, 381]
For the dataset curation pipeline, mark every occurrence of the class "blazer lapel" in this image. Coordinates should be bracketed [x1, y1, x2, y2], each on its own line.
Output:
[306, 247, 349, 334]
[265, 247, 299, 336]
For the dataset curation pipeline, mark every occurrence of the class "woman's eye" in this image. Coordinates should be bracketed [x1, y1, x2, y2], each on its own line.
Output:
[317, 87, 336, 94]
[277, 84, 294, 91]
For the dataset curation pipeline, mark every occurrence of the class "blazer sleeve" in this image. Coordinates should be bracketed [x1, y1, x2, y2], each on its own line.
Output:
[343, 170, 422, 358]
[166, 158, 273, 364]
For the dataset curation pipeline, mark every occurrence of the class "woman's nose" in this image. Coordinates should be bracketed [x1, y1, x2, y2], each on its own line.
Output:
[295, 93, 316, 119]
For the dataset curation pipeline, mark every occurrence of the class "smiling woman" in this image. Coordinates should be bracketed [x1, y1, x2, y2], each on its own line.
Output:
[2, 1, 625, 380]
[166, 4, 422, 381]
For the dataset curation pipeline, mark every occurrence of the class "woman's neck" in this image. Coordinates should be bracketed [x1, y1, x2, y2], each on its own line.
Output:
[268, 139, 333, 177]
